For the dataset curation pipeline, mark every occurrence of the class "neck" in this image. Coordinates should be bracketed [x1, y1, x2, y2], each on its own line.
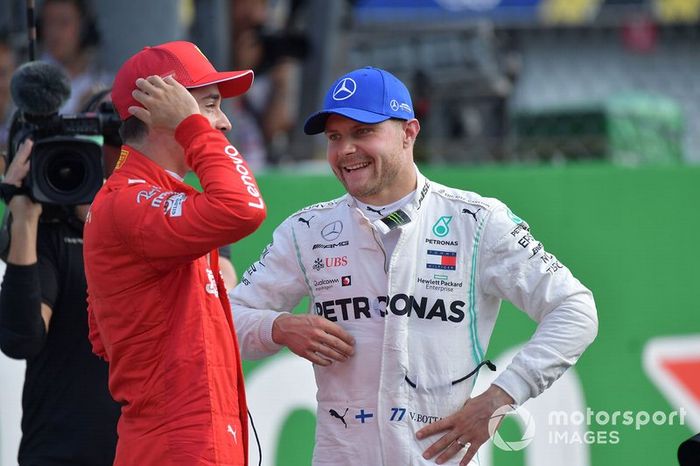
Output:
[358, 164, 417, 206]
[129, 132, 187, 177]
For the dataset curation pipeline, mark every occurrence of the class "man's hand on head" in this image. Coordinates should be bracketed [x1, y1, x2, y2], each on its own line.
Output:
[128, 75, 200, 131]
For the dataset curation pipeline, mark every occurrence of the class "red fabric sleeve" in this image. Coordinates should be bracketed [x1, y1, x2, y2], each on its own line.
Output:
[110, 115, 266, 267]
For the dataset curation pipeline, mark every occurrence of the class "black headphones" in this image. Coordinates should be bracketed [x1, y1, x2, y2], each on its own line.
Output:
[36, 0, 100, 51]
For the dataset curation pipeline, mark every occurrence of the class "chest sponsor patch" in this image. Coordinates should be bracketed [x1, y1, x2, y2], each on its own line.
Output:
[314, 277, 340, 291]
[314, 294, 465, 323]
[136, 187, 187, 217]
[380, 209, 410, 230]
[426, 249, 457, 270]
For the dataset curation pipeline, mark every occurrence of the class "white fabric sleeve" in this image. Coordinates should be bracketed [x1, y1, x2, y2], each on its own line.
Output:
[479, 204, 598, 405]
[229, 218, 309, 360]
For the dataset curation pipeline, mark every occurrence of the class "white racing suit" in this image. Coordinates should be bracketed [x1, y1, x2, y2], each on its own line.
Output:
[230, 169, 598, 465]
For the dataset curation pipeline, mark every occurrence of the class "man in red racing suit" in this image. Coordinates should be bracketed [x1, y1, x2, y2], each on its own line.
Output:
[83, 41, 266, 465]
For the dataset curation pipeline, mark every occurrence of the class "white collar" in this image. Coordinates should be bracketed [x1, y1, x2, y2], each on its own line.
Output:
[165, 169, 184, 182]
[355, 191, 415, 221]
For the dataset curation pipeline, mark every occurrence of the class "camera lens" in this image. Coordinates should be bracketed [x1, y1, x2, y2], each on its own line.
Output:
[29, 136, 104, 205]
[45, 152, 87, 193]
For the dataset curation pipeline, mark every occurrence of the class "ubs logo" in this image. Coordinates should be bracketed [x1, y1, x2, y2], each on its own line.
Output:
[332, 78, 356, 101]
[321, 221, 343, 241]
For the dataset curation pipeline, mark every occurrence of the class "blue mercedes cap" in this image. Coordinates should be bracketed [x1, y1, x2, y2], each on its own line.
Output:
[304, 66, 415, 135]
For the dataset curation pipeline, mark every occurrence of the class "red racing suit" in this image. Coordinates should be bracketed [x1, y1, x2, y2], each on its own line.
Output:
[84, 115, 266, 465]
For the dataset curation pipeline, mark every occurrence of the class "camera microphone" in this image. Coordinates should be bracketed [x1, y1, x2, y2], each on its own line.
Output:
[10, 61, 71, 116]
[6, 60, 111, 206]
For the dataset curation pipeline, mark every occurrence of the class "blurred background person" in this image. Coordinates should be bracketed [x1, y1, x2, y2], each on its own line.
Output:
[37, 0, 111, 114]
[227, 0, 308, 170]
[0, 30, 15, 152]
[0, 88, 121, 466]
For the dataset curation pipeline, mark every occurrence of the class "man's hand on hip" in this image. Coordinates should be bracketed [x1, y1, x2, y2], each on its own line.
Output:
[272, 313, 355, 366]
[417, 384, 515, 465]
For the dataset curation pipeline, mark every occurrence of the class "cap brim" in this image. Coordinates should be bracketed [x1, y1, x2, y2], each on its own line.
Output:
[303, 108, 391, 135]
[187, 69, 254, 98]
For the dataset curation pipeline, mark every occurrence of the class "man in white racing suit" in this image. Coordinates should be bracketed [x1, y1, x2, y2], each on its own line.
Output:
[230, 67, 598, 465]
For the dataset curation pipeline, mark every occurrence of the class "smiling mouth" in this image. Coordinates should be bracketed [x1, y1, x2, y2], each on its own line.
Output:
[343, 161, 371, 173]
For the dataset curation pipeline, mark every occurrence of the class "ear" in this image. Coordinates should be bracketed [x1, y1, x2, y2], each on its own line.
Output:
[403, 119, 421, 148]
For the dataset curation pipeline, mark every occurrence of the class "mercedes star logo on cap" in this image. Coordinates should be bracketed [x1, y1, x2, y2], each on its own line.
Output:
[332, 78, 356, 101]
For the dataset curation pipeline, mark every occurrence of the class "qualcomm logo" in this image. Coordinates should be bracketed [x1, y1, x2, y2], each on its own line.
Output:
[332, 78, 356, 101]
[488, 404, 536, 451]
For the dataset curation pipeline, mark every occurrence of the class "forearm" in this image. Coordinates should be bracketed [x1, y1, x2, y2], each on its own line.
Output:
[0, 211, 47, 358]
[493, 290, 598, 404]
[177, 115, 266, 237]
[0, 263, 46, 359]
[231, 300, 285, 360]
[7, 216, 39, 265]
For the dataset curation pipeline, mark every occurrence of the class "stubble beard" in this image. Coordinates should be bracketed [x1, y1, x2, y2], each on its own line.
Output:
[344, 154, 402, 201]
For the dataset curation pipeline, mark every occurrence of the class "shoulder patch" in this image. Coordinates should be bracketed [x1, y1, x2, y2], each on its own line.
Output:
[293, 196, 346, 216]
[432, 184, 495, 212]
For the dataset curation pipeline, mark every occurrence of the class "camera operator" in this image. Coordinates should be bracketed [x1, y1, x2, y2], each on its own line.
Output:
[0, 91, 120, 465]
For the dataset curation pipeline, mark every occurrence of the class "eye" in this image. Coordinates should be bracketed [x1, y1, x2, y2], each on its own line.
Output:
[327, 133, 340, 142]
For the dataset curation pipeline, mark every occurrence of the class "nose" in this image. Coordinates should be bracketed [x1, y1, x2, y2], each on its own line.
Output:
[217, 109, 232, 132]
[336, 137, 356, 157]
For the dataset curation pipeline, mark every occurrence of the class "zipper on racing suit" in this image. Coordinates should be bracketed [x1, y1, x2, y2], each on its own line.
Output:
[370, 227, 389, 274]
